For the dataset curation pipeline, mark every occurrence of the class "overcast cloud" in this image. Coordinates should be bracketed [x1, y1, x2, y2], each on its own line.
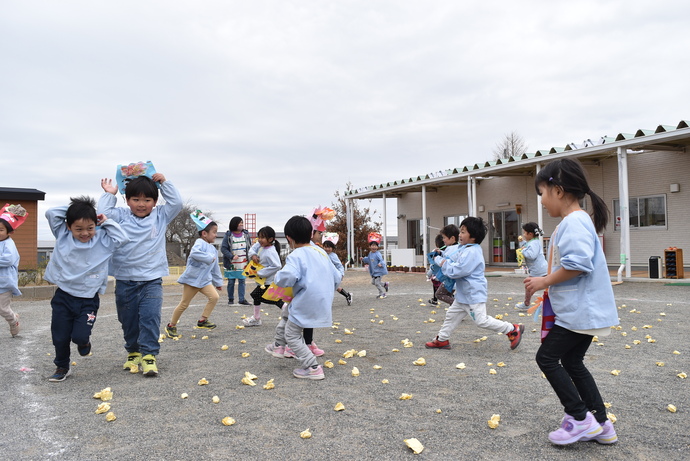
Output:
[2, 0, 689, 240]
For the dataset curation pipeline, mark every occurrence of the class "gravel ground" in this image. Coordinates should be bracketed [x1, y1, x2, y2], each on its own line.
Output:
[1, 270, 689, 460]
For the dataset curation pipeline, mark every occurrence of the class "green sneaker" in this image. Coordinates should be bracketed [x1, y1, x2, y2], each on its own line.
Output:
[123, 352, 142, 371]
[141, 354, 158, 377]
[165, 324, 181, 339]
[196, 319, 217, 329]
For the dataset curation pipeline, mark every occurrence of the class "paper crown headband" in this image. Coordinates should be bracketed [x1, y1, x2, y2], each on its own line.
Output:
[368, 232, 382, 244]
[0, 204, 28, 230]
[115, 161, 159, 194]
[308, 206, 335, 233]
[322, 232, 339, 245]
[190, 210, 214, 231]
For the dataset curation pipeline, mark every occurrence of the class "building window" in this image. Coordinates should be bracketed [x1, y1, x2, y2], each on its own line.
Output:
[407, 219, 428, 255]
[613, 195, 666, 230]
[444, 215, 467, 227]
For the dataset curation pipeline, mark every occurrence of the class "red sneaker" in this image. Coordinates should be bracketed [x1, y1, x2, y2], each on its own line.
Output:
[425, 337, 451, 349]
[507, 324, 524, 350]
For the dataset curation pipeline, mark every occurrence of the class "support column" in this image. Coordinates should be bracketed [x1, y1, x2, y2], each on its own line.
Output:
[617, 147, 631, 279]
[382, 193, 388, 264]
[422, 185, 427, 267]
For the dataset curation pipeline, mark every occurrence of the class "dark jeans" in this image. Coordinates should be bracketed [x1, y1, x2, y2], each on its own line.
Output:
[51, 288, 99, 368]
[536, 324, 607, 423]
[227, 277, 246, 302]
[115, 279, 163, 356]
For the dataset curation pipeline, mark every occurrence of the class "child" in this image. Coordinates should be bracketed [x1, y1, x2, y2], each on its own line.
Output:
[264, 216, 342, 379]
[515, 222, 548, 309]
[425, 219, 524, 350]
[523, 158, 619, 445]
[361, 240, 389, 299]
[98, 172, 183, 377]
[44, 197, 128, 382]
[220, 216, 252, 306]
[165, 212, 223, 339]
[0, 204, 28, 338]
[427, 229, 457, 306]
[243, 226, 282, 327]
[322, 240, 352, 305]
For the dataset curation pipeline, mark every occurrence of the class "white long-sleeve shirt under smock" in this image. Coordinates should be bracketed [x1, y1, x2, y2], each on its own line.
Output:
[0, 237, 21, 296]
[177, 238, 223, 289]
[548, 210, 618, 331]
[97, 181, 183, 281]
[275, 245, 342, 328]
[328, 252, 345, 277]
[247, 242, 281, 284]
[44, 206, 129, 298]
[522, 238, 548, 277]
[435, 243, 487, 304]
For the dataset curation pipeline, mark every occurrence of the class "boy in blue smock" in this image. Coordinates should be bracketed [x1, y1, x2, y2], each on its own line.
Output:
[361, 240, 389, 298]
[98, 172, 183, 377]
[44, 197, 128, 382]
[425, 218, 524, 351]
[265, 216, 342, 380]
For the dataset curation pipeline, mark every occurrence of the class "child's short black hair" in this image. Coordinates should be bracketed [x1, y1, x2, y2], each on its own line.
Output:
[125, 176, 159, 202]
[0, 219, 12, 234]
[284, 216, 312, 244]
[460, 217, 487, 244]
[322, 240, 336, 250]
[440, 224, 460, 243]
[434, 234, 444, 248]
[369, 241, 379, 248]
[199, 221, 217, 236]
[66, 196, 97, 227]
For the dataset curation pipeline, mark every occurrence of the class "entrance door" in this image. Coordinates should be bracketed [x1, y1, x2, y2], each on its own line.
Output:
[489, 211, 520, 264]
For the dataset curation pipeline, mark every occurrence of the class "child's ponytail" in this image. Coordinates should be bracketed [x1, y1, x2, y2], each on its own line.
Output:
[587, 189, 608, 234]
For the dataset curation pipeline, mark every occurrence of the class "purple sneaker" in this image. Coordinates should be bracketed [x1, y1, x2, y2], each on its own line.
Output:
[549, 412, 603, 445]
[581, 419, 618, 444]
[293, 365, 325, 380]
[265, 343, 286, 358]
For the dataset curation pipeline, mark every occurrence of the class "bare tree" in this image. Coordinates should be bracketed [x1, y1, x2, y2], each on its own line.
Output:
[327, 182, 382, 265]
[493, 131, 528, 160]
[166, 200, 217, 261]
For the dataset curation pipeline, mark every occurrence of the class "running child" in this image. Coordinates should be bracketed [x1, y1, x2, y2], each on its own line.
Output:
[322, 239, 352, 305]
[425, 219, 524, 350]
[523, 158, 619, 445]
[44, 197, 128, 381]
[165, 211, 223, 338]
[265, 216, 342, 380]
[0, 204, 28, 338]
[243, 226, 282, 327]
[98, 172, 183, 377]
[361, 240, 388, 298]
[515, 222, 548, 309]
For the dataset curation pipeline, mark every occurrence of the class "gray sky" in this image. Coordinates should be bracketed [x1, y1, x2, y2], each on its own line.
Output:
[2, 0, 689, 240]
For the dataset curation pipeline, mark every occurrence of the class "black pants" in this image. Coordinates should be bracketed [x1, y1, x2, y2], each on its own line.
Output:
[536, 324, 607, 423]
[250, 284, 284, 308]
[51, 288, 99, 368]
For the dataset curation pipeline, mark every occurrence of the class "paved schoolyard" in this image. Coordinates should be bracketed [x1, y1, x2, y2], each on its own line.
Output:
[1, 270, 689, 460]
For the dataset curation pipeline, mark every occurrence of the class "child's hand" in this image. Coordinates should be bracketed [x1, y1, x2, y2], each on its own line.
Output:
[151, 173, 166, 183]
[96, 214, 107, 226]
[216, 286, 223, 291]
[251, 255, 260, 263]
[101, 178, 118, 195]
[523, 276, 547, 300]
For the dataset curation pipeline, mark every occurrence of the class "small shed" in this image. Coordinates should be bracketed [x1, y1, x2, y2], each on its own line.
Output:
[0, 187, 46, 270]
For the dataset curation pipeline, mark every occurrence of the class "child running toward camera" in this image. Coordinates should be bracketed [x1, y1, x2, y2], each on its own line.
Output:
[243, 226, 283, 327]
[44, 197, 128, 381]
[361, 240, 389, 298]
[425, 220, 524, 351]
[265, 216, 342, 380]
[165, 212, 223, 338]
[523, 158, 619, 446]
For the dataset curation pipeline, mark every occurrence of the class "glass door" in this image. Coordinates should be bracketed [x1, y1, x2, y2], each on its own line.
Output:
[489, 211, 520, 264]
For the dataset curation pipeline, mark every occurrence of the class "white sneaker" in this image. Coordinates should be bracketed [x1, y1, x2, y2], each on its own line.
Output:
[242, 316, 262, 327]
[515, 302, 528, 310]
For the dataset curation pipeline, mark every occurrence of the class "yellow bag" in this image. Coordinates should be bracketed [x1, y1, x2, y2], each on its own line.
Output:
[262, 283, 293, 303]
[242, 261, 266, 285]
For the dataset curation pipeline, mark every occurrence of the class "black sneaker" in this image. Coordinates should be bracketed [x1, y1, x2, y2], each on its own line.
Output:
[238, 300, 251, 306]
[428, 298, 439, 306]
[346, 293, 353, 306]
[49, 367, 72, 382]
[384, 282, 389, 292]
[77, 342, 91, 356]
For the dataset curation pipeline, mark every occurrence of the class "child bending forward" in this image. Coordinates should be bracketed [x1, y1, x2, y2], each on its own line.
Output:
[265, 216, 342, 380]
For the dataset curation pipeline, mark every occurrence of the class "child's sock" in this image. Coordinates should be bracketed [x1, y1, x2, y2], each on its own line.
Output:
[253, 305, 261, 320]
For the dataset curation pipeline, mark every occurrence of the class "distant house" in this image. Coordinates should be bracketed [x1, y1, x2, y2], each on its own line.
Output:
[0, 187, 46, 270]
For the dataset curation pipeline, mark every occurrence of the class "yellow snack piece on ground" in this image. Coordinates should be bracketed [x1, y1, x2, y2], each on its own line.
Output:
[667, 404, 677, 413]
[263, 379, 275, 390]
[351, 367, 360, 377]
[222, 417, 236, 426]
[487, 414, 501, 429]
[456, 363, 466, 369]
[381, 379, 389, 384]
[300, 428, 312, 439]
[324, 360, 334, 368]
[610, 370, 620, 376]
[242, 352, 251, 358]
[373, 365, 382, 370]
[95, 403, 110, 414]
[181, 393, 189, 399]
[105, 412, 116, 422]
[198, 378, 209, 385]
[404, 438, 424, 454]
[221, 345, 229, 350]
[212, 396, 220, 404]
[413, 358, 426, 366]
[244, 371, 258, 380]
[399, 393, 413, 400]
[357, 350, 367, 357]
[334, 402, 345, 411]
[338, 359, 347, 365]
[241, 377, 257, 386]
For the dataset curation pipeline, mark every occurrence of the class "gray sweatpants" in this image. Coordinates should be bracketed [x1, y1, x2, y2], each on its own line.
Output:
[372, 276, 386, 296]
[437, 300, 514, 341]
[273, 303, 318, 369]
